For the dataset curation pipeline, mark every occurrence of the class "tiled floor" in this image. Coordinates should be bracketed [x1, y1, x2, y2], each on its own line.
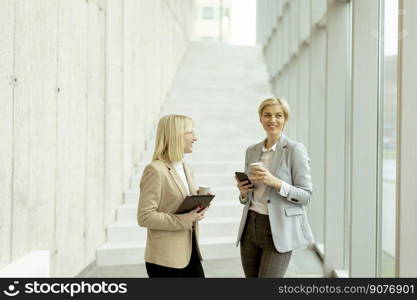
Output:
[82, 248, 324, 278]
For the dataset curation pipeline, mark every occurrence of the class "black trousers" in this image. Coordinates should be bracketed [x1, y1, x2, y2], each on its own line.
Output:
[145, 233, 205, 278]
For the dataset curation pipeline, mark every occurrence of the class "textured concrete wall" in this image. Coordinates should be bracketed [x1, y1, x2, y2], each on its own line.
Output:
[0, 0, 193, 277]
[0, 0, 15, 272]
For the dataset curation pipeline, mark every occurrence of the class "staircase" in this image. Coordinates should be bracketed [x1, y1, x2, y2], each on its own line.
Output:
[96, 42, 271, 266]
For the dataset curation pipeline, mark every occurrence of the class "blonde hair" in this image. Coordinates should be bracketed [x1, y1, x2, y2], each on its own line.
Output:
[258, 97, 290, 122]
[152, 114, 194, 162]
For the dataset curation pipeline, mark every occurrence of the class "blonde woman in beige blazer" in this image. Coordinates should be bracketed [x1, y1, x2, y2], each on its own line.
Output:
[137, 114, 208, 278]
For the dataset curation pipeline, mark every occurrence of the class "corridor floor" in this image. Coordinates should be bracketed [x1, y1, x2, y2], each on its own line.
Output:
[82, 248, 324, 278]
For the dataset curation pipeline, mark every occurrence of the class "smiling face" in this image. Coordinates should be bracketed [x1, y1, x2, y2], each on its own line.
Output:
[260, 104, 286, 137]
[183, 128, 197, 154]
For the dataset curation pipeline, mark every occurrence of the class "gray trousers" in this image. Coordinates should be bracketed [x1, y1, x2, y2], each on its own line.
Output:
[240, 210, 292, 278]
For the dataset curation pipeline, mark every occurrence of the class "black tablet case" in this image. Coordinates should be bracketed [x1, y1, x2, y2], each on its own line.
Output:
[175, 195, 215, 214]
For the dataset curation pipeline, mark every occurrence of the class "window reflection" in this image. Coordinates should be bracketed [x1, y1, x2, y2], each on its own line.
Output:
[381, 0, 398, 278]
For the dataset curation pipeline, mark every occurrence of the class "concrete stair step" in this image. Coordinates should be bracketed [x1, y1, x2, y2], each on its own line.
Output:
[177, 68, 267, 76]
[173, 76, 268, 84]
[138, 150, 245, 164]
[176, 67, 266, 74]
[96, 241, 146, 266]
[182, 54, 262, 62]
[169, 86, 270, 97]
[180, 54, 263, 60]
[147, 129, 264, 140]
[188, 41, 261, 50]
[181, 49, 262, 56]
[203, 201, 243, 219]
[96, 236, 239, 266]
[183, 48, 261, 56]
[185, 49, 261, 57]
[162, 102, 265, 110]
[158, 110, 263, 121]
[150, 119, 261, 129]
[106, 217, 241, 242]
[186, 47, 262, 53]
[168, 90, 269, 97]
[128, 173, 241, 190]
[183, 55, 262, 62]
[125, 186, 240, 205]
[169, 85, 270, 95]
[183, 48, 262, 57]
[162, 103, 266, 111]
[145, 140, 256, 151]
[136, 161, 244, 178]
[169, 92, 267, 99]
[170, 95, 264, 101]
[117, 200, 243, 222]
[195, 174, 236, 188]
[179, 58, 264, 65]
[167, 87, 268, 94]
[174, 75, 268, 84]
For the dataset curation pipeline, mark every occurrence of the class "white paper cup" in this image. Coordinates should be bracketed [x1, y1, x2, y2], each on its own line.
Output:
[249, 162, 263, 188]
[250, 162, 264, 169]
[198, 185, 211, 195]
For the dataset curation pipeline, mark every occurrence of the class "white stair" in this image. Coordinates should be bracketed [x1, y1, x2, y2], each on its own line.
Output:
[96, 42, 271, 266]
[124, 187, 240, 205]
[116, 200, 243, 221]
[97, 237, 240, 266]
[105, 218, 241, 243]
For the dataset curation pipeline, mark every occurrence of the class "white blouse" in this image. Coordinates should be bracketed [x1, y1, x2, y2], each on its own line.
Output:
[249, 142, 291, 215]
[171, 161, 190, 195]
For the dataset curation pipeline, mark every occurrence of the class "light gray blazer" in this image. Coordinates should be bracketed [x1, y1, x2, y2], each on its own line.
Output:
[236, 134, 315, 253]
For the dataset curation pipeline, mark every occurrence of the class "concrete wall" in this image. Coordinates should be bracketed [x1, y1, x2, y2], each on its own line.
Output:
[0, 0, 194, 277]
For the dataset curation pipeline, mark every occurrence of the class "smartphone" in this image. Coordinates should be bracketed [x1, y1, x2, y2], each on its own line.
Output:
[235, 172, 252, 185]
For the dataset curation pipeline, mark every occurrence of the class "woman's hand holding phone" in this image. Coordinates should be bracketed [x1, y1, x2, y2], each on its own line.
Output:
[234, 173, 254, 199]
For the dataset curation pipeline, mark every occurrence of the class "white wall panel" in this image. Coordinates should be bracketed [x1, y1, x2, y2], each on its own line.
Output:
[55, 0, 88, 277]
[85, 0, 105, 266]
[0, 0, 14, 269]
[13, 0, 58, 264]
[0, 0, 197, 276]
[104, 0, 123, 226]
[123, 0, 142, 187]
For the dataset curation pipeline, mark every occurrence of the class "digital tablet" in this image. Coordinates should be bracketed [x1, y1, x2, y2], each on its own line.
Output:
[175, 195, 215, 214]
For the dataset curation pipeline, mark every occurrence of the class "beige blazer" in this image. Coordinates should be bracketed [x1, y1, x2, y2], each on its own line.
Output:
[137, 160, 201, 268]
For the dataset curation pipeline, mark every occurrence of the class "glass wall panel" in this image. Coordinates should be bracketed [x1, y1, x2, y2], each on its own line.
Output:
[379, 0, 398, 278]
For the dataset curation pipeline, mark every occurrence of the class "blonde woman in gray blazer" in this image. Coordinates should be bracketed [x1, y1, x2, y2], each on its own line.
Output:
[235, 98, 314, 278]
